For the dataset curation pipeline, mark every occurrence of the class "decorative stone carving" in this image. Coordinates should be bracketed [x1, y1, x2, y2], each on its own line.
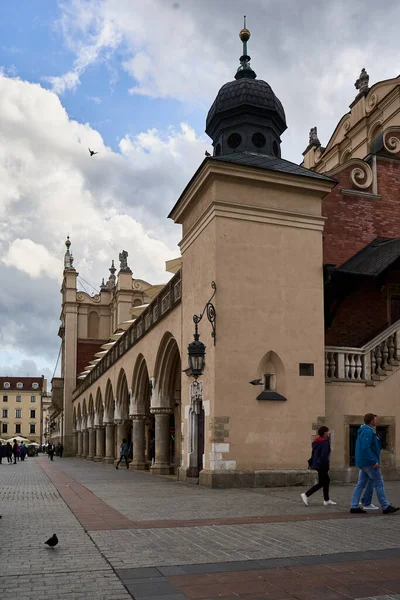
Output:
[366, 92, 378, 113]
[114, 418, 123, 425]
[119, 250, 132, 273]
[130, 414, 147, 422]
[343, 118, 351, 133]
[108, 260, 116, 285]
[76, 291, 100, 303]
[308, 127, 320, 147]
[383, 127, 400, 154]
[350, 160, 373, 189]
[150, 407, 174, 415]
[354, 67, 369, 95]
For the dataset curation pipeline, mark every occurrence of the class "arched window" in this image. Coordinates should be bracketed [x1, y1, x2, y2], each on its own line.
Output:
[133, 298, 142, 307]
[3, 382, 10, 389]
[88, 311, 100, 339]
[16, 382, 23, 389]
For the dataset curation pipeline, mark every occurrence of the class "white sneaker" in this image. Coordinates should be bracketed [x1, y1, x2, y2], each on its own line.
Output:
[301, 493, 309, 506]
[362, 503, 379, 510]
[323, 500, 337, 506]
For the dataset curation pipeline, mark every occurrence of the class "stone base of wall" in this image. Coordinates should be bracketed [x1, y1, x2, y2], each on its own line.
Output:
[197, 469, 317, 489]
[330, 466, 400, 483]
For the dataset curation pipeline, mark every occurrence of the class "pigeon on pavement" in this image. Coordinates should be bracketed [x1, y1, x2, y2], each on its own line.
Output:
[45, 534, 58, 548]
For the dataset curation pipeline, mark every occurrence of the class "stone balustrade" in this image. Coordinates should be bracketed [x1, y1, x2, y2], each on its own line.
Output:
[326, 320, 400, 383]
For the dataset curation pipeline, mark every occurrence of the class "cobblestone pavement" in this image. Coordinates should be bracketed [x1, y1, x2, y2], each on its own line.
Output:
[2, 457, 400, 599]
[0, 459, 132, 599]
[45, 457, 400, 521]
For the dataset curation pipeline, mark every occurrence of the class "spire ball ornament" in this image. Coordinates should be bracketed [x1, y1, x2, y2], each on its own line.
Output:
[239, 27, 250, 43]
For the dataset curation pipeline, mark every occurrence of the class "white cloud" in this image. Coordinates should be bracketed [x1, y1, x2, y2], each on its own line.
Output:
[48, 0, 400, 161]
[0, 72, 208, 366]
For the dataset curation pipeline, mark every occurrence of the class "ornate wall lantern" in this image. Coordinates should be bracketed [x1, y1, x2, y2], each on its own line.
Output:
[186, 282, 216, 378]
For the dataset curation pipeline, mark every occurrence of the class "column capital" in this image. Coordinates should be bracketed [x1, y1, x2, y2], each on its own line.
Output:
[104, 421, 114, 428]
[94, 424, 105, 430]
[87, 426, 94, 431]
[130, 414, 147, 422]
[114, 418, 123, 425]
[150, 407, 173, 415]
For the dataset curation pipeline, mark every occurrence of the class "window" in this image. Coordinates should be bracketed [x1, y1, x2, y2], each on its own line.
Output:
[3, 382, 10, 389]
[31, 396, 36, 403]
[16, 395, 21, 402]
[16, 382, 23, 389]
[30, 423, 36, 434]
[3, 395, 8, 402]
[15, 409, 22, 418]
[264, 373, 276, 392]
[227, 132, 242, 149]
[349, 425, 361, 466]
[2, 409, 8, 418]
[30, 409, 36, 419]
[32, 382, 39, 390]
[376, 426, 389, 450]
[2, 423, 7, 434]
[15, 424, 21, 434]
[390, 295, 400, 324]
[252, 132, 266, 148]
[88, 311, 100, 339]
[299, 363, 315, 376]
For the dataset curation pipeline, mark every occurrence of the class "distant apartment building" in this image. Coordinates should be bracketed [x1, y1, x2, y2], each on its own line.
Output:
[0, 377, 46, 443]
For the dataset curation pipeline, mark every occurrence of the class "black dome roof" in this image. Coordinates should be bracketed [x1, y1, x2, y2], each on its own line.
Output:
[206, 77, 286, 137]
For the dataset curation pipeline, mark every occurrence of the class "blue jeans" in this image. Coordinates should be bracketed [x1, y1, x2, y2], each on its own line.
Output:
[351, 466, 389, 510]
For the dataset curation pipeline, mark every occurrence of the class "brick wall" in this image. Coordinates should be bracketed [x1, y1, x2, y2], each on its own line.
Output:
[323, 155, 400, 346]
[323, 157, 400, 267]
[76, 339, 108, 380]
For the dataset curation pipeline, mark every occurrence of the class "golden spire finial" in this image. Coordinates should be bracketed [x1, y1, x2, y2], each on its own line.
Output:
[239, 15, 250, 43]
[65, 235, 71, 249]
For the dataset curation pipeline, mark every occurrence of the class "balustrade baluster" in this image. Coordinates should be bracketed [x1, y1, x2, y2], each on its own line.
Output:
[345, 353, 350, 379]
[355, 355, 362, 379]
[388, 335, 395, 364]
[349, 354, 356, 379]
[329, 353, 336, 379]
[376, 345, 383, 374]
[371, 349, 376, 376]
[382, 340, 389, 370]
[325, 353, 330, 378]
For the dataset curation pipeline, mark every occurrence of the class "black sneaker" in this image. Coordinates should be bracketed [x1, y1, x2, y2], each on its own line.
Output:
[350, 507, 367, 513]
[383, 505, 399, 514]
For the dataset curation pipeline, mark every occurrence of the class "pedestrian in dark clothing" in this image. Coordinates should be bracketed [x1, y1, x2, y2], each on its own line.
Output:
[6, 443, 12, 463]
[0, 442, 4, 464]
[12, 440, 19, 464]
[301, 426, 336, 506]
[48, 443, 54, 461]
[59, 444, 64, 458]
[115, 438, 129, 469]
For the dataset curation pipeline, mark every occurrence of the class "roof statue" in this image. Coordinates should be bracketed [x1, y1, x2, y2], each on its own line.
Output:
[309, 126, 321, 147]
[119, 250, 132, 273]
[108, 259, 116, 285]
[64, 236, 75, 271]
[354, 68, 369, 95]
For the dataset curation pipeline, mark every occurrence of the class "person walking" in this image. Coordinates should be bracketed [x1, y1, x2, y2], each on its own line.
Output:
[0, 441, 4, 464]
[6, 442, 12, 464]
[301, 426, 336, 507]
[12, 440, 19, 464]
[48, 442, 55, 461]
[115, 438, 129, 470]
[59, 444, 64, 458]
[350, 413, 399, 514]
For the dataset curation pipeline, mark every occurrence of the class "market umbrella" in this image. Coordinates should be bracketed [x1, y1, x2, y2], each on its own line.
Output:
[28, 442, 40, 447]
[6, 435, 30, 444]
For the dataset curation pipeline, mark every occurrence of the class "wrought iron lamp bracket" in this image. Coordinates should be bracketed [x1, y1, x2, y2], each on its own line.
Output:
[193, 281, 216, 345]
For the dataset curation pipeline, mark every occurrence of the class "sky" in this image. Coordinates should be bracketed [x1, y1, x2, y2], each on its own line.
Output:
[0, 0, 400, 382]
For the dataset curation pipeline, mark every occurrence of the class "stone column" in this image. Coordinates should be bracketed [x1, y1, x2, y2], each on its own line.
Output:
[77, 431, 83, 457]
[82, 429, 89, 458]
[151, 408, 173, 475]
[104, 423, 115, 464]
[94, 425, 105, 461]
[87, 427, 95, 460]
[130, 415, 147, 470]
[72, 431, 78, 456]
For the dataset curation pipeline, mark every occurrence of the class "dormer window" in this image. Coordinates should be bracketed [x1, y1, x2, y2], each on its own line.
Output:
[16, 382, 23, 389]
[32, 382, 39, 390]
[3, 382, 10, 389]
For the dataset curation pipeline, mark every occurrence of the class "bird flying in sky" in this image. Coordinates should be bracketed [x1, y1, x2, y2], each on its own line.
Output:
[88, 148, 98, 156]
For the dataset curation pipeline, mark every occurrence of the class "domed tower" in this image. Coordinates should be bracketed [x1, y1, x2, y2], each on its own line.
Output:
[206, 18, 287, 158]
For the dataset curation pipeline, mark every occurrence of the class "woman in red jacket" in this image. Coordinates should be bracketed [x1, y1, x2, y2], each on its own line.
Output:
[301, 426, 336, 507]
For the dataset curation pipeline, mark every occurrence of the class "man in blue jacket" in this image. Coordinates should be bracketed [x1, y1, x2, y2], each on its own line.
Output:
[350, 413, 398, 514]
